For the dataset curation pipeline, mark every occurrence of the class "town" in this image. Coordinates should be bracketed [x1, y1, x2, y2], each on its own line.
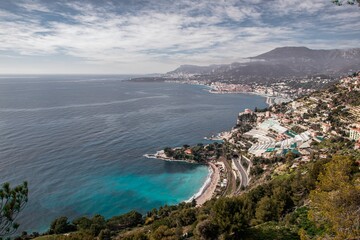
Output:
[165, 75, 334, 105]
[156, 72, 360, 203]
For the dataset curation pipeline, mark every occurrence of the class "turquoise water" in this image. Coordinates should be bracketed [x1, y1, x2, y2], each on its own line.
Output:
[41, 165, 209, 219]
[0, 75, 267, 232]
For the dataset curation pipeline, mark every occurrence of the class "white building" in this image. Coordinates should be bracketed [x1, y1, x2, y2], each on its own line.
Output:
[350, 128, 360, 141]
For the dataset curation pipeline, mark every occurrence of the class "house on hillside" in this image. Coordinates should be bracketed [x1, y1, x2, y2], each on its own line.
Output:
[184, 149, 193, 155]
[350, 128, 360, 141]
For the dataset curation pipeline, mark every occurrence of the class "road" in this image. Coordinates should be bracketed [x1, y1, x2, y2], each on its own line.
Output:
[233, 156, 249, 187]
[241, 155, 252, 175]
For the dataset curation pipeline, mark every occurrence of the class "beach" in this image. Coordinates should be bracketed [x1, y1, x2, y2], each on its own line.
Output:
[195, 162, 220, 205]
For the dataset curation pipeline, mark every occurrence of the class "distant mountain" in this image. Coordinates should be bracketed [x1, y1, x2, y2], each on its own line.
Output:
[250, 47, 360, 74]
[167, 64, 225, 76]
[165, 47, 360, 83]
[250, 46, 322, 60]
[251, 46, 360, 61]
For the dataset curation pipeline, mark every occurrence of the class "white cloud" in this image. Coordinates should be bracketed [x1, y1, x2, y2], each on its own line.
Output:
[0, 0, 359, 73]
[269, 0, 327, 15]
[18, 1, 51, 12]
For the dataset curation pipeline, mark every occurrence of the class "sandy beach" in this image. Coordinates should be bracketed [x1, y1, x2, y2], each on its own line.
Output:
[195, 162, 220, 206]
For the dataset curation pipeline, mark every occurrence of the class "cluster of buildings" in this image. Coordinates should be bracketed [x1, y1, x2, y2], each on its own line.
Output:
[209, 82, 251, 93]
[342, 75, 360, 149]
[166, 78, 322, 101]
[340, 74, 360, 90]
[208, 81, 313, 100]
[230, 73, 360, 170]
[350, 125, 360, 150]
[244, 113, 315, 160]
[251, 82, 312, 99]
[350, 126, 360, 141]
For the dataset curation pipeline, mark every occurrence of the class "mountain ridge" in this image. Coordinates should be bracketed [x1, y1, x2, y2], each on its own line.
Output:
[166, 46, 360, 81]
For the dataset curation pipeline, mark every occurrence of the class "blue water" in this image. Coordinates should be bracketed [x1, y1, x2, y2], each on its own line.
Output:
[0, 75, 267, 232]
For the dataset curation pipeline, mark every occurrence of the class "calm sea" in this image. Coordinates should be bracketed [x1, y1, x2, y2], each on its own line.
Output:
[0, 75, 266, 232]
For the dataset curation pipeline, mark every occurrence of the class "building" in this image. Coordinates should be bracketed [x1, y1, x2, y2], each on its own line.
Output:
[265, 111, 271, 118]
[350, 128, 360, 141]
[244, 108, 252, 114]
[321, 123, 331, 133]
[184, 149, 193, 155]
[259, 118, 288, 134]
[355, 140, 360, 150]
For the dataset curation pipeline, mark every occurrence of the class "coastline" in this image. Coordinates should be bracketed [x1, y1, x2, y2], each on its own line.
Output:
[193, 162, 219, 205]
[143, 153, 197, 164]
[170, 80, 292, 106]
[186, 164, 213, 202]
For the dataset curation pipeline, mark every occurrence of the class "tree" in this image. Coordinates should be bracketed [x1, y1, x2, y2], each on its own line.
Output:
[212, 197, 246, 237]
[250, 165, 264, 176]
[285, 151, 295, 162]
[89, 215, 106, 236]
[178, 208, 196, 226]
[164, 147, 174, 157]
[98, 229, 111, 240]
[49, 216, 74, 234]
[309, 155, 360, 239]
[332, 0, 360, 6]
[0, 182, 28, 238]
[255, 196, 277, 223]
[195, 220, 219, 240]
[107, 211, 143, 230]
[150, 225, 176, 240]
[122, 231, 148, 240]
[72, 216, 92, 230]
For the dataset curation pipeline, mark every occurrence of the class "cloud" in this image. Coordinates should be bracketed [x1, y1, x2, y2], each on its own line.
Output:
[0, 0, 359, 73]
[17, 1, 51, 12]
[267, 0, 327, 15]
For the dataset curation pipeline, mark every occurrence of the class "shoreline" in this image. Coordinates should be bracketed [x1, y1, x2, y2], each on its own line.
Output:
[143, 153, 198, 164]
[186, 164, 213, 203]
[193, 162, 219, 205]
[171, 80, 292, 106]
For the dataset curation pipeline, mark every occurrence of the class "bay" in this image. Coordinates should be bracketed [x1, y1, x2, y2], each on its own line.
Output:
[0, 75, 267, 232]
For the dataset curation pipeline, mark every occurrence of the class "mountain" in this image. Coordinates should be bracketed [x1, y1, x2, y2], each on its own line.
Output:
[165, 47, 360, 83]
[167, 64, 224, 75]
[250, 46, 322, 60]
[250, 46, 360, 73]
[251, 46, 360, 61]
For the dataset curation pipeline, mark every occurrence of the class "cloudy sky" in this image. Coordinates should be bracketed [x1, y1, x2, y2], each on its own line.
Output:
[0, 0, 359, 74]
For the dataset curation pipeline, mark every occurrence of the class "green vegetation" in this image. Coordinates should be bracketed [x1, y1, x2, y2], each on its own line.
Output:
[25, 151, 358, 240]
[332, 0, 360, 6]
[308, 156, 360, 239]
[0, 182, 28, 239]
[164, 142, 224, 162]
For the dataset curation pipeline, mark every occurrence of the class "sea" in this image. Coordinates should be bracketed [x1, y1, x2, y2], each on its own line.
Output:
[0, 75, 267, 232]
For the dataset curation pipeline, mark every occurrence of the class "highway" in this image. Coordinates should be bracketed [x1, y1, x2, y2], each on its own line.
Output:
[233, 157, 249, 187]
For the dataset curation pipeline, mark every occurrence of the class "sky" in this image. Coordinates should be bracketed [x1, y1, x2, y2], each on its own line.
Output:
[0, 0, 359, 74]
